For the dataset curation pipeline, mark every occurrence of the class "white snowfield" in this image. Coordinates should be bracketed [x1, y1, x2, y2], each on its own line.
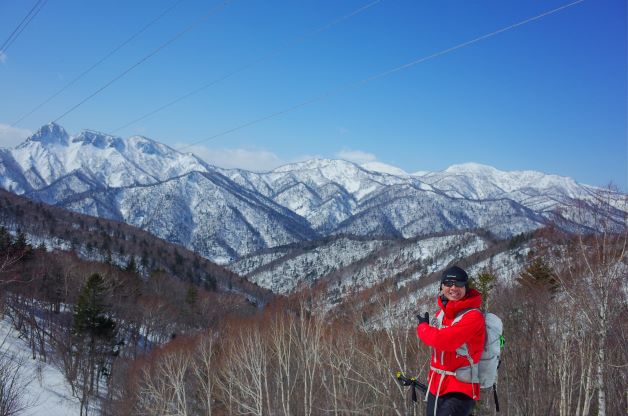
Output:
[0, 319, 80, 416]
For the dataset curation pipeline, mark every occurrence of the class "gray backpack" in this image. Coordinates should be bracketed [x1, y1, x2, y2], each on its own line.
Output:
[435, 308, 503, 389]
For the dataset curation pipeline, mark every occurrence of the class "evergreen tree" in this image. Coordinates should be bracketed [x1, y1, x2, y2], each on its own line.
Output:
[203, 275, 218, 292]
[12, 231, 32, 260]
[517, 258, 559, 293]
[124, 256, 137, 273]
[173, 249, 184, 271]
[72, 273, 116, 415]
[185, 285, 198, 306]
[0, 226, 11, 251]
[140, 251, 149, 269]
[13, 231, 28, 251]
[73, 273, 116, 339]
[508, 232, 528, 249]
[473, 269, 497, 311]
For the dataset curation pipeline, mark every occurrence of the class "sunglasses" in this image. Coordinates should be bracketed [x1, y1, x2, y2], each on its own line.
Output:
[442, 280, 466, 288]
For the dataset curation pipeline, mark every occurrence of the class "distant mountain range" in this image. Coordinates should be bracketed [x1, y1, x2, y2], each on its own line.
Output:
[0, 123, 624, 263]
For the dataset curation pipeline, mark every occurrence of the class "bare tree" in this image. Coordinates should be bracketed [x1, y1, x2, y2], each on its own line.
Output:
[267, 310, 298, 416]
[357, 299, 422, 416]
[217, 322, 269, 416]
[295, 298, 325, 416]
[0, 335, 34, 416]
[192, 332, 217, 416]
[137, 345, 192, 416]
[554, 189, 628, 416]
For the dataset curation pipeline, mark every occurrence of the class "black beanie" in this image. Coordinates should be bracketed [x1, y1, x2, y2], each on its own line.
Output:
[441, 266, 468, 284]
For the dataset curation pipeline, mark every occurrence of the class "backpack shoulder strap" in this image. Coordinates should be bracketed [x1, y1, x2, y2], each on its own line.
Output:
[452, 308, 482, 325]
[433, 310, 444, 329]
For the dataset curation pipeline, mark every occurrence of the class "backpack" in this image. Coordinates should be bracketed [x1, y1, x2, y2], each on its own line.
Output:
[435, 309, 504, 389]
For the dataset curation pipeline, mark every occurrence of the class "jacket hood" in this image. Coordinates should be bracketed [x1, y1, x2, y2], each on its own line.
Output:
[438, 288, 482, 320]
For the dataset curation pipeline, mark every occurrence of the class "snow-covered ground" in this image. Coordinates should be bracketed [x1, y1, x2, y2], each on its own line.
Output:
[0, 319, 80, 416]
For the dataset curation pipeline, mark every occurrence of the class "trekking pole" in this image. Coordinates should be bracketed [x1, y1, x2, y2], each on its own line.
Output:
[395, 371, 427, 403]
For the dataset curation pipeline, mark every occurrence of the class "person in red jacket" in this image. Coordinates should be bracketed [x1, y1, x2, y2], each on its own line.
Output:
[416, 266, 485, 416]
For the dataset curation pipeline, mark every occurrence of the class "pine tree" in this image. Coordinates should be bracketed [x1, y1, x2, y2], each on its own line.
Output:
[517, 258, 559, 293]
[124, 257, 137, 273]
[185, 285, 198, 306]
[0, 227, 11, 251]
[12, 231, 33, 260]
[203, 275, 217, 292]
[140, 251, 149, 269]
[72, 273, 116, 415]
[13, 231, 28, 251]
[73, 273, 116, 339]
[474, 269, 497, 311]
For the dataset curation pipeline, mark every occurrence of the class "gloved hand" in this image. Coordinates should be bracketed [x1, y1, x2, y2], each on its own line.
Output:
[416, 312, 429, 325]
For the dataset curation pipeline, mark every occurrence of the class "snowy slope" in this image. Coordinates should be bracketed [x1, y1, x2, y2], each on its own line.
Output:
[0, 320, 81, 416]
[231, 237, 387, 293]
[334, 184, 544, 238]
[43, 170, 317, 263]
[220, 159, 433, 232]
[416, 162, 592, 203]
[323, 232, 489, 301]
[229, 232, 490, 298]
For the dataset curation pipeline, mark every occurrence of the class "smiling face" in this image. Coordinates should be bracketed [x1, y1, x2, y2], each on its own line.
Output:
[441, 280, 467, 301]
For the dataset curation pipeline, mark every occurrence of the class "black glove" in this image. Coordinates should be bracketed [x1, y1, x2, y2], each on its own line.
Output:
[417, 312, 429, 325]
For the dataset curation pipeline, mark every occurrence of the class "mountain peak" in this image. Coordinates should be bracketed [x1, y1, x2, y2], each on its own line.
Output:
[127, 135, 172, 156]
[273, 158, 359, 173]
[444, 162, 500, 174]
[27, 122, 69, 146]
[72, 130, 124, 151]
[360, 161, 408, 176]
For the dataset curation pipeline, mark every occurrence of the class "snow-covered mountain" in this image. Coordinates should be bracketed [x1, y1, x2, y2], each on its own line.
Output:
[51, 171, 315, 263]
[219, 158, 621, 238]
[3, 123, 210, 193]
[219, 159, 434, 232]
[228, 232, 485, 295]
[228, 230, 528, 301]
[0, 124, 317, 262]
[0, 123, 623, 263]
[416, 162, 589, 207]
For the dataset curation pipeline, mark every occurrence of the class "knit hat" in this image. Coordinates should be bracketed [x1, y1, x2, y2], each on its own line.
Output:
[441, 266, 468, 284]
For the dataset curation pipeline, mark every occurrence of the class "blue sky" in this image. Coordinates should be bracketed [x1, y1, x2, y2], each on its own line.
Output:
[0, 0, 626, 190]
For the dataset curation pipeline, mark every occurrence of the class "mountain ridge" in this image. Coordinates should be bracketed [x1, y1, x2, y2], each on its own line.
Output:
[0, 123, 624, 263]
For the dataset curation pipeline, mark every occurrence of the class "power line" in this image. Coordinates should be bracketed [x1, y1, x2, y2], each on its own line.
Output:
[0, 0, 48, 55]
[178, 0, 585, 151]
[143, 0, 585, 233]
[11, 0, 185, 127]
[135, 0, 383, 231]
[109, 0, 382, 135]
[52, 0, 233, 124]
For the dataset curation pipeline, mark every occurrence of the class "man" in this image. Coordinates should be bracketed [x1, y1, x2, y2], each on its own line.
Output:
[416, 266, 485, 416]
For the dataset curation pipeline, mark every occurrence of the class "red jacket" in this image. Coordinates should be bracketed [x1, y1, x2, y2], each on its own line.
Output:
[416, 289, 485, 400]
